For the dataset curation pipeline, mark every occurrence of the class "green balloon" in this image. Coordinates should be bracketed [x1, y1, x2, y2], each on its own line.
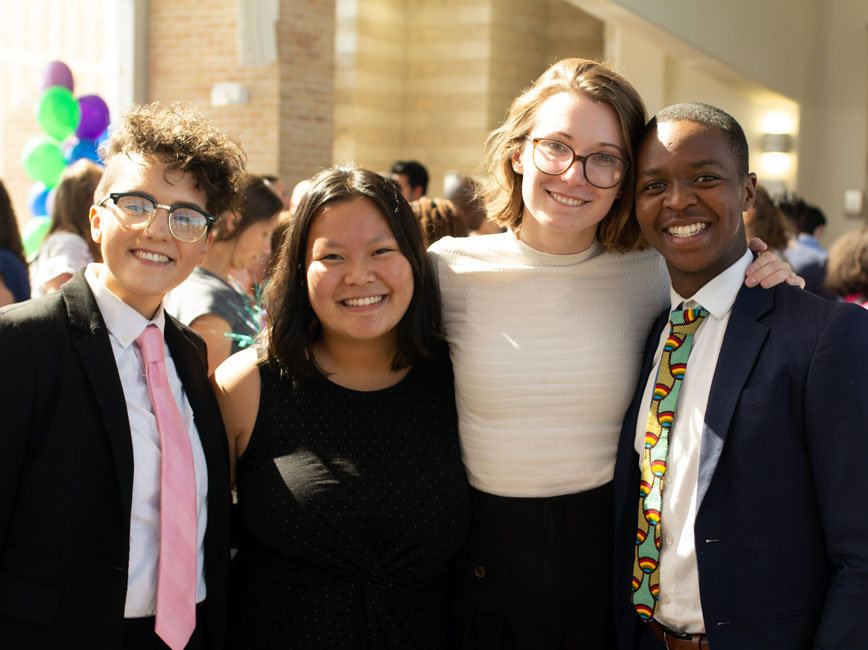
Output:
[36, 85, 81, 140]
[22, 137, 66, 187]
[21, 216, 51, 258]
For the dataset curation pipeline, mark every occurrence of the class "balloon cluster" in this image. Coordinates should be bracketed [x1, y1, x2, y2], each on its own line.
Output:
[20, 60, 111, 256]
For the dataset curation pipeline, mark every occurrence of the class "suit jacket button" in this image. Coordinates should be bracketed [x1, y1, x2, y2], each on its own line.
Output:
[473, 565, 486, 578]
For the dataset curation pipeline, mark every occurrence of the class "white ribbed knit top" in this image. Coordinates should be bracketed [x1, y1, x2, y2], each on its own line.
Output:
[428, 232, 670, 497]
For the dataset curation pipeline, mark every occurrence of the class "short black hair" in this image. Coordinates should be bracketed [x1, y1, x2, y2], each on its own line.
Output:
[264, 165, 443, 381]
[390, 160, 429, 195]
[800, 205, 827, 235]
[645, 102, 749, 178]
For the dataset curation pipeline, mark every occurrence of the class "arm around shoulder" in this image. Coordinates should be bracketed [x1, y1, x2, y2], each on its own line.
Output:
[211, 346, 262, 485]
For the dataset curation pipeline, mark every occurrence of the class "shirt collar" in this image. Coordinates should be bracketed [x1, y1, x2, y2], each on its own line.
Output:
[669, 249, 753, 321]
[85, 263, 166, 349]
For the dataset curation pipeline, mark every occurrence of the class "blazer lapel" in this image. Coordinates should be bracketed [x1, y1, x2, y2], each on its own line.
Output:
[62, 271, 135, 518]
[696, 285, 773, 511]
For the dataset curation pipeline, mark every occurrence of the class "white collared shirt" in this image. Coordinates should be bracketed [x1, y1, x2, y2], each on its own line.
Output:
[84, 264, 208, 617]
[633, 250, 752, 634]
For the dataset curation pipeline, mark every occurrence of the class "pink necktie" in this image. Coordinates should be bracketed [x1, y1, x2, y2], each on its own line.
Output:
[136, 324, 197, 650]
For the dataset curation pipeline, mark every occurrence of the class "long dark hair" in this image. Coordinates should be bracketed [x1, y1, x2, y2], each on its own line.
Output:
[264, 166, 443, 380]
[0, 179, 26, 265]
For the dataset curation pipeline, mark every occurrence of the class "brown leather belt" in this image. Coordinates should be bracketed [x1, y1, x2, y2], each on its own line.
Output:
[648, 619, 711, 649]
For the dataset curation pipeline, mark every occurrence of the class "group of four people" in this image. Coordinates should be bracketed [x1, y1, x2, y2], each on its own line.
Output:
[1, 57, 866, 650]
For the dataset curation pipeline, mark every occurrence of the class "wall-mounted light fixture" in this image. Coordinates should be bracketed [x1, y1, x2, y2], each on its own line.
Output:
[759, 111, 796, 179]
[760, 132, 793, 153]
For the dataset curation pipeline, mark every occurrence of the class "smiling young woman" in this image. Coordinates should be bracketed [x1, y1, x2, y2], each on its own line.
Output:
[212, 166, 471, 649]
[427, 58, 798, 650]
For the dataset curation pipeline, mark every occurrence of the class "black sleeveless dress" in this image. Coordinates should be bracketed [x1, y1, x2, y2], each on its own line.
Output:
[227, 353, 471, 649]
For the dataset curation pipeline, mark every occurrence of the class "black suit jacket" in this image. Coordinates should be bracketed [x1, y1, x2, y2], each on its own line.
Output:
[614, 282, 868, 650]
[0, 271, 231, 649]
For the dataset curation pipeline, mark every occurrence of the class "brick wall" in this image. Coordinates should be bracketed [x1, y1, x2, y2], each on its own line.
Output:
[332, 0, 604, 197]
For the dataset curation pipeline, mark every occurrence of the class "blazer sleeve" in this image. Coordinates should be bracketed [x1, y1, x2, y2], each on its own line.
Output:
[0, 315, 37, 551]
[805, 304, 868, 648]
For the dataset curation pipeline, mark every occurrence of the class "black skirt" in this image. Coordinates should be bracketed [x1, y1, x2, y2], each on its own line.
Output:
[449, 483, 616, 650]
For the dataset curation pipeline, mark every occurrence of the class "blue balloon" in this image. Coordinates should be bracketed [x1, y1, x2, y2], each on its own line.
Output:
[66, 138, 101, 164]
[27, 182, 52, 217]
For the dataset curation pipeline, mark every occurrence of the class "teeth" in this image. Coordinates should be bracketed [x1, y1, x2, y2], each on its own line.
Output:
[667, 223, 707, 238]
[134, 250, 170, 262]
[343, 296, 384, 307]
[550, 191, 586, 207]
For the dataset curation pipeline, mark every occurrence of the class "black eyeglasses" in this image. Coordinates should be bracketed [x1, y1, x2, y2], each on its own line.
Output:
[528, 137, 628, 189]
[98, 192, 217, 243]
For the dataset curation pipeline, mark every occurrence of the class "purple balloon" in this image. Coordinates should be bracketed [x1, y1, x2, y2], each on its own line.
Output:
[42, 60, 74, 92]
[76, 95, 110, 139]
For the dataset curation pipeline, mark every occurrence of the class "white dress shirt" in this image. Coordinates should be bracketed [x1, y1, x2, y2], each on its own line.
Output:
[84, 264, 208, 617]
[633, 250, 752, 633]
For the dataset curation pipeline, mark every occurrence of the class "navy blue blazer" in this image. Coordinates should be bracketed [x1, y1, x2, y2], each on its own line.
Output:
[0, 271, 231, 649]
[614, 282, 868, 650]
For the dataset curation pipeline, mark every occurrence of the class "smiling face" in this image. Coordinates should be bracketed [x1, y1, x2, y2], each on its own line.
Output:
[305, 197, 414, 349]
[511, 91, 626, 254]
[635, 120, 756, 297]
[90, 154, 211, 318]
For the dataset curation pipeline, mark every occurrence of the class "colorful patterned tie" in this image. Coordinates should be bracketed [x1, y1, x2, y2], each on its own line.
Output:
[136, 325, 198, 650]
[632, 306, 709, 621]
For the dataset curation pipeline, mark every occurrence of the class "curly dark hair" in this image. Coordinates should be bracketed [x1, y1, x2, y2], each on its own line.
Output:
[410, 197, 468, 246]
[95, 102, 247, 217]
[0, 179, 26, 265]
[264, 166, 443, 381]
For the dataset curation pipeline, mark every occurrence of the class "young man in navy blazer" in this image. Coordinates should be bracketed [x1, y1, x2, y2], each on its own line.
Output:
[614, 102, 868, 650]
[0, 103, 245, 649]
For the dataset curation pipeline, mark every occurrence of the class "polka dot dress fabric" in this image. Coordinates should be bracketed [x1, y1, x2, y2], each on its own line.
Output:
[227, 353, 471, 649]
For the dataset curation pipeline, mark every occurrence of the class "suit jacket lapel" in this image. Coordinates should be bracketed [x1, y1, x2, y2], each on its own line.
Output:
[62, 271, 135, 518]
[697, 285, 773, 511]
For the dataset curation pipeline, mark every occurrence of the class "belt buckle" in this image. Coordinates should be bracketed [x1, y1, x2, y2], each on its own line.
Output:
[663, 628, 701, 649]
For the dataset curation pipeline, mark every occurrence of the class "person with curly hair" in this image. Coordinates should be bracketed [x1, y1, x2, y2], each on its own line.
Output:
[825, 226, 868, 307]
[29, 159, 103, 296]
[0, 179, 29, 306]
[0, 102, 246, 650]
[410, 195, 468, 246]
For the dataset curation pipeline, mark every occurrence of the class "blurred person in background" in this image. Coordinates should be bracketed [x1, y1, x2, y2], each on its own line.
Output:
[261, 174, 290, 211]
[29, 159, 103, 296]
[445, 176, 505, 236]
[166, 174, 282, 374]
[776, 193, 835, 299]
[826, 226, 868, 308]
[0, 179, 29, 306]
[411, 196, 468, 246]
[391, 160, 429, 202]
[743, 184, 790, 255]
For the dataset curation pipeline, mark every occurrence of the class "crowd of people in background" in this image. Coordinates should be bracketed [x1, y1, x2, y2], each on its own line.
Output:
[1, 56, 867, 650]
